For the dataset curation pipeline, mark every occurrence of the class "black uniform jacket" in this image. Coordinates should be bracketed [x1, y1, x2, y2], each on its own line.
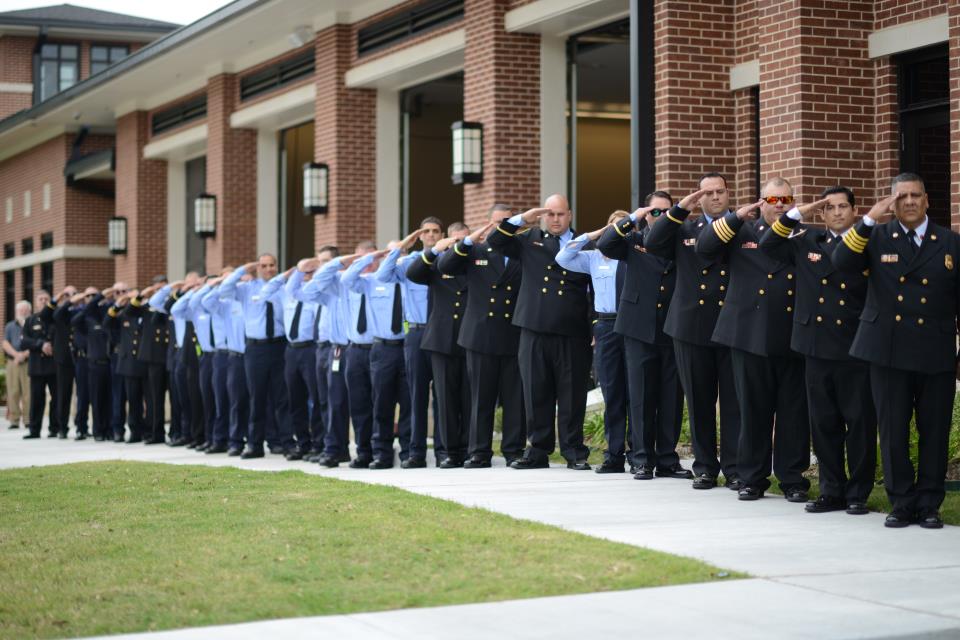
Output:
[437, 239, 523, 356]
[643, 206, 732, 346]
[487, 221, 591, 338]
[597, 216, 675, 345]
[104, 300, 146, 378]
[21, 311, 56, 376]
[406, 250, 470, 356]
[696, 211, 798, 357]
[833, 217, 960, 374]
[759, 212, 868, 361]
[71, 294, 111, 362]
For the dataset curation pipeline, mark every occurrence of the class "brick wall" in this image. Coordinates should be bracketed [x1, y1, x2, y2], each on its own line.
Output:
[313, 24, 377, 253]
[204, 74, 258, 272]
[949, 2, 960, 227]
[0, 36, 35, 121]
[875, 0, 947, 29]
[114, 111, 167, 287]
[462, 0, 540, 227]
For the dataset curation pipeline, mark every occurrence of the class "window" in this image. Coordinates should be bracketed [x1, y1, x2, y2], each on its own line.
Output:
[4, 271, 14, 324]
[22, 267, 33, 307]
[151, 94, 207, 135]
[240, 51, 315, 101]
[90, 45, 128, 75]
[357, 0, 463, 56]
[21, 238, 33, 255]
[39, 43, 79, 102]
[3, 243, 13, 259]
[40, 262, 53, 297]
[40, 232, 53, 250]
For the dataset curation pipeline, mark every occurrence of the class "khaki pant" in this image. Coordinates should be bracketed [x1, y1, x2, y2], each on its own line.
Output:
[6, 360, 29, 425]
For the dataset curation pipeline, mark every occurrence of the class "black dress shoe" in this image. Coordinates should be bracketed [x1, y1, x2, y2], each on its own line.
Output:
[316, 454, 340, 468]
[401, 457, 426, 469]
[75, 433, 88, 441]
[368, 458, 393, 469]
[567, 460, 591, 471]
[918, 509, 944, 529]
[47, 432, 59, 438]
[348, 457, 372, 469]
[186, 441, 197, 449]
[240, 447, 265, 459]
[846, 502, 869, 515]
[884, 510, 913, 528]
[285, 449, 304, 461]
[510, 457, 549, 469]
[195, 442, 209, 452]
[463, 457, 491, 469]
[805, 495, 846, 513]
[783, 487, 809, 503]
[23, 432, 40, 439]
[113, 435, 125, 443]
[595, 460, 625, 474]
[58, 431, 68, 439]
[725, 477, 744, 491]
[227, 448, 243, 457]
[7, 423, 19, 429]
[127, 436, 142, 444]
[205, 445, 228, 454]
[738, 486, 764, 501]
[93, 435, 105, 442]
[633, 466, 655, 480]
[656, 464, 693, 479]
[337, 453, 352, 463]
[143, 437, 164, 445]
[692, 474, 717, 490]
[504, 457, 520, 467]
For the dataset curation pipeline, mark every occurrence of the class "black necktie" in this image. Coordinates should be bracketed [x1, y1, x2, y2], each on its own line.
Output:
[544, 233, 559, 255]
[209, 318, 215, 348]
[313, 306, 322, 341]
[905, 229, 918, 260]
[289, 301, 303, 340]
[266, 301, 275, 338]
[357, 294, 367, 334]
[391, 283, 403, 334]
[615, 260, 625, 311]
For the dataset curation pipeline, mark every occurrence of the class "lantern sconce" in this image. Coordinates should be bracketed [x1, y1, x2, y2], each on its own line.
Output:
[451, 121, 483, 185]
[194, 192, 217, 238]
[107, 216, 127, 255]
[303, 162, 329, 215]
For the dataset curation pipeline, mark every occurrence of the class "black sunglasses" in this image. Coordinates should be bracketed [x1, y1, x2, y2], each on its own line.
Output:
[650, 208, 668, 217]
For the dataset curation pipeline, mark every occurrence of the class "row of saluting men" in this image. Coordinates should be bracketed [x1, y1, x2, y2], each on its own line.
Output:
[7, 170, 955, 529]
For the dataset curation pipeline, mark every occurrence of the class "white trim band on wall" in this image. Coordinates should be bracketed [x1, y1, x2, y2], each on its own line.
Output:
[345, 28, 465, 90]
[868, 14, 948, 58]
[0, 83, 33, 94]
[729, 60, 760, 90]
[0, 245, 113, 272]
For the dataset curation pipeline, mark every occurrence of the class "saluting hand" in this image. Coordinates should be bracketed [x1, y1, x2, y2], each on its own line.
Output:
[735, 200, 764, 221]
[69, 293, 85, 305]
[678, 189, 707, 211]
[519, 207, 551, 225]
[585, 225, 608, 242]
[468, 221, 496, 245]
[297, 257, 319, 273]
[795, 197, 832, 220]
[866, 192, 904, 223]
[433, 237, 457, 253]
[242, 261, 259, 275]
[400, 228, 424, 251]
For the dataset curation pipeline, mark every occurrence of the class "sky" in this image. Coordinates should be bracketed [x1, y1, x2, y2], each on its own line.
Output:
[0, 0, 234, 26]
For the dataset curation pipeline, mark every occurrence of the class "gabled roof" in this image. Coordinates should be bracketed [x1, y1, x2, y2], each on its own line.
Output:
[0, 3, 179, 33]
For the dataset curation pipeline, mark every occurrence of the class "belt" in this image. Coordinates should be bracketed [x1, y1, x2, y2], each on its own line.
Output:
[316, 341, 331, 348]
[351, 342, 373, 350]
[407, 322, 427, 330]
[216, 348, 230, 354]
[596, 313, 618, 321]
[228, 351, 244, 358]
[373, 338, 404, 346]
[287, 341, 313, 349]
[246, 337, 285, 345]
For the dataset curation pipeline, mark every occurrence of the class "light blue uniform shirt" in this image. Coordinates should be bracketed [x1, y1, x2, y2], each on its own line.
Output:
[556, 234, 620, 314]
[199, 285, 230, 351]
[374, 247, 428, 324]
[342, 254, 404, 341]
[286, 270, 332, 343]
[219, 267, 285, 340]
[202, 288, 246, 354]
[150, 285, 188, 348]
[185, 285, 217, 353]
[266, 273, 319, 344]
[302, 258, 371, 346]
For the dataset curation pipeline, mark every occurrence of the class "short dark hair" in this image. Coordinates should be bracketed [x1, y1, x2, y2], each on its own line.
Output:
[644, 190, 674, 206]
[488, 203, 511, 215]
[318, 245, 339, 258]
[698, 172, 727, 188]
[448, 221, 468, 235]
[820, 186, 855, 207]
[891, 172, 925, 193]
[420, 216, 443, 229]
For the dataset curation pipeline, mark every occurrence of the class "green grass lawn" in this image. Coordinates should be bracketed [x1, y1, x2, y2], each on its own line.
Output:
[0, 462, 736, 640]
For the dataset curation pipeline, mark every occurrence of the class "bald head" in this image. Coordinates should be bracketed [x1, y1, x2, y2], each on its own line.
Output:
[542, 193, 572, 236]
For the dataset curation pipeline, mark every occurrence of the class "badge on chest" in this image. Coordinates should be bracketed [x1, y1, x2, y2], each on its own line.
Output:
[474, 259, 488, 266]
[807, 252, 822, 263]
[683, 239, 696, 247]
[741, 241, 758, 250]
[881, 254, 899, 263]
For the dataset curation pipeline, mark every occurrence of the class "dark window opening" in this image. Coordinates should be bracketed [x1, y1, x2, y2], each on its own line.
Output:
[40, 262, 53, 298]
[22, 267, 33, 308]
[4, 271, 14, 325]
[152, 95, 207, 135]
[38, 42, 79, 102]
[358, 0, 463, 56]
[21, 238, 33, 255]
[91, 45, 129, 75]
[240, 50, 315, 101]
[3, 243, 14, 259]
[40, 232, 53, 250]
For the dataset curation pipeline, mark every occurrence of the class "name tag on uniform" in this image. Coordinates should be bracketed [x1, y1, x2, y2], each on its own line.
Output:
[881, 254, 899, 263]
[598, 264, 611, 270]
[375, 286, 386, 292]
[331, 357, 340, 372]
[807, 252, 822, 263]
[123, 321, 130, 327]
[683, 239, 696, 247]
[634, 245, 647, 253]
[533, 241, 543, 246]
[741, 242, 758, 250]
[474, 259, 488, 266]
[442, 274, 455, 280]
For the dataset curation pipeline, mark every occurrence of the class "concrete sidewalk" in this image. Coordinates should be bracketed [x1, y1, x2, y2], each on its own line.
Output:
[3, 422, 960, 639]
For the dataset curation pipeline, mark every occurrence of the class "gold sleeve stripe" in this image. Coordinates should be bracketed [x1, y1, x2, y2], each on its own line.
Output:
[495, 225, 514, 237]
[131, 297, 143, 307]
[107, 307, 118, 317]
[453, 243, 469, 257]
[771, 219, 792, 238]
[714, 218, 735, 243]
[842, 230, 865, 253]
[421, 252, 434, 265]
[614, 222, 628, 237]
[666, 212, 683, 224]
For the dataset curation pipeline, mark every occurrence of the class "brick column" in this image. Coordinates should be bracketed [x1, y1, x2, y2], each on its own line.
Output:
[313, 25, 377, 252]
[114, 110, 167, 286]
[949, 2, 960, 229]
[653, 0, 736, 196]
[462, 0, 540, 228]
[758, 0, 874, 204]
[205, 73, 257, 271]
